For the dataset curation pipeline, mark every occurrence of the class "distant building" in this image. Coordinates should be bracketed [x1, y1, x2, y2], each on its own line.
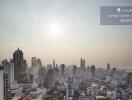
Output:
[2, 59, 14, 88]
[18, 74, 33, 84]
[68, 88, 74, 97]
[80, 58, 85, 71]
[111, 67, 116, 78]
[54, 65, 59, 76]
[53, 59, 55, 68]
[126, 72, 132, 86]
[68, 78, 74, 97]
[0, 66, 4, 100]
[56, 64, 58, 68]
[2, 59, 9, 73]
[22, 60, 28, 73]
[36, 58, 42, 68]
[73, 65, 77, 77]
[60, 64, 65, 76]
[31, 57, 43, 81]
[107, 63, 110, 71]
[44, 69, 54, 88]
[91, 65, 95, 78]
[4, 72, 10, 100]
[31, 57, 36, 68]
[13, 48, 24, 80]
[2, 60, 13, 99]
[79, 96, 95, 100]
[8, 60, 14, 87]
[106, 63, 111, 81]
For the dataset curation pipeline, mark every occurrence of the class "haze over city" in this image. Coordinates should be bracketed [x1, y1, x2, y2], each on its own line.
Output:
[0, 0, 132, 68]
[1, 0, 132, 100]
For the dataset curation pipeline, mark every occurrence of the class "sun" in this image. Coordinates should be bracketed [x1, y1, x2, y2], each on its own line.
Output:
[48, 20, 62, 38]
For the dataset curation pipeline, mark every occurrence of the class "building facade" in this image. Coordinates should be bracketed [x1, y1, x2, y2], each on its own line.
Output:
[0, 66, 4, 100]
[80, 58, 85, 71]
[13, 48, 24, 80]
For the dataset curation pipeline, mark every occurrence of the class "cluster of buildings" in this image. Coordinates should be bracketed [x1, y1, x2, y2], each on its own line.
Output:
[42, 59, 132, 100]
[0, 48, 32, 100]
[0, 48, 132, 100]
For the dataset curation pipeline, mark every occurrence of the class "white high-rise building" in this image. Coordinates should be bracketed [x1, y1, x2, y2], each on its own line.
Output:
[8, 61, 14, 87]
[0, 66, 4, 100]
[2, 60, 14, 88]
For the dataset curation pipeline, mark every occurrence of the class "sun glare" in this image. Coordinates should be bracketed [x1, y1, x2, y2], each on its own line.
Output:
[48, 20, 62, 38]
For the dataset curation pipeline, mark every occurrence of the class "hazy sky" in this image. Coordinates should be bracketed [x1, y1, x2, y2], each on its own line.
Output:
[0, 0, 132, 68]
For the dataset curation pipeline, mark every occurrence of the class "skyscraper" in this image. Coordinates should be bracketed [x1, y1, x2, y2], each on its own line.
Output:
[4, 71, 9, 100]
[31, 57, 36, 68]
[13, 48, 24, 80]
[83, 59, 85, 70]
[91, 65, 95, 78]
[2, 61, 10, 100]
[2, 59, 14, 87]
[126, 72, 132, 86]
[60, 64, 65, 76]
[106, 63, 111, 81]
[73, 65, 77, 77]
[53, 59, 55, 68]
[107, 63, 110, 71]
[80, 58, 85, 71]
[22, 60, 28, 73]
[36, 58, 42, 68]
[0, 66, 4, 100]
[31, 57, 42, 81]
[9, 60, 14, 86]
[2, 59, 16, 99]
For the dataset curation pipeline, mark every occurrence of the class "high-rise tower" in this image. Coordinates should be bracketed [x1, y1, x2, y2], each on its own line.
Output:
[13, 48, 24, 80]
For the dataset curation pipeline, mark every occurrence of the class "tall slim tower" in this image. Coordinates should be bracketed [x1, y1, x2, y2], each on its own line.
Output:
[80, 58, 85, 71]
[73, 65, 77, 77]
[91, 65, 95, 78]
[31, 57, 36, 68]
[105, 63, 111, 81]
[83, 59, 85, 70]
[107, 63, 111, 76]
[60, 64, 65, 76]
[53, 60, 55, 68]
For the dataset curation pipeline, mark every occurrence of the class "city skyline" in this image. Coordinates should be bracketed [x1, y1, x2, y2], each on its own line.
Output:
[0, 0, 132, 69]
[0, 47, 132, 70]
